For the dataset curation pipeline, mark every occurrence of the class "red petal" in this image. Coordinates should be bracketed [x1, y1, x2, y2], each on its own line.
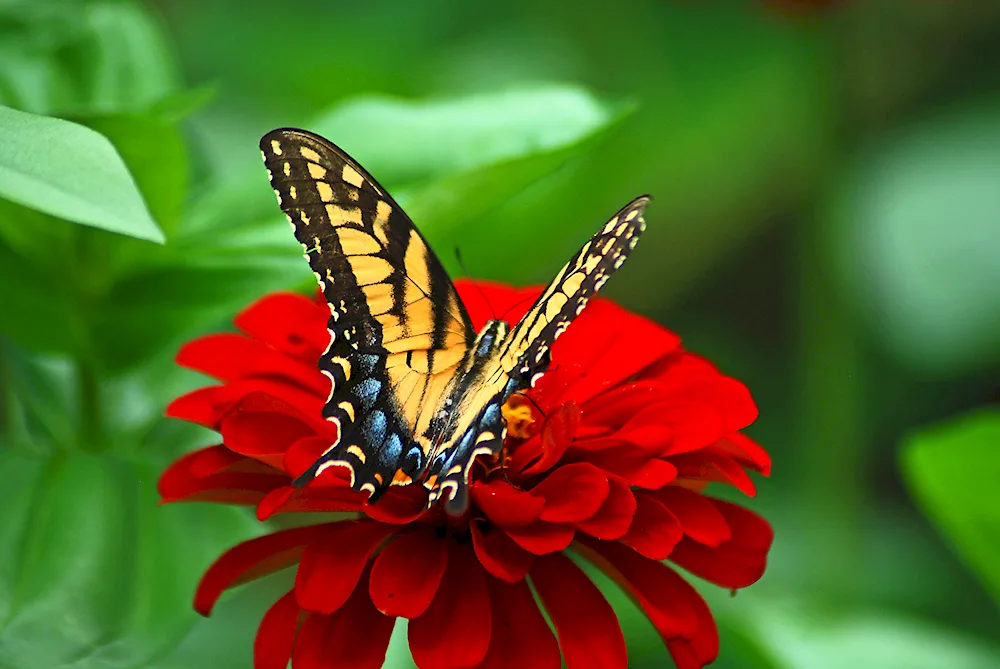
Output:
[256, 484, 363, 521]
[289, 611, 327, 669]
[531, 552, 627, 669]
[165, 386, 225, 428]
[668, 499, 773, 589]
[580, 381, 662, 427]
[471, 522, 534, 582]
[292, 566, 396, 669]
[223, 380, 329, 433]
[159, 466, 284, 505]
[671, 449, 757, 496]
[221, 406, 314, 470]
[666, 590, 719, 669]
[503, 522, 575, 555]
[409, 544, 491, 669]
[558, 301, 681, 406]
[363, 483, 428, 523]
[177, 333, 327, 395]
[518, 401, 581, 475]
[471, 480, 543, 527]
[479, 577, 560, 669]
[716, 432, 772, 476]
[234, 292, 329, 363]
[629, 400, 721, 456]
[158, 445, 283, 505]
[577, 538, 718, 668]
[284, 435, 341, 480]
[531, 463, 609, 523]
[620, 493, 684, 561]
[253, 590, 301, 669]
[651, 354, 757, 433]
[649, 486, 731, 547]
[370, 530, 448, 618]
[295, 521, 395, 614]
[584, 449, 678, 489]
[576, 474, 636, 540]
[167, 378, 328, 434]
[185, 445, 246, 477]
[195, 525, 324, 616]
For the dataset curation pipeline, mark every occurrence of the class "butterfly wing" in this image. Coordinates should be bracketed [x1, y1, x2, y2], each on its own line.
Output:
[424, 196, 651, 513]
[260, 128, 475, 499]
[501, 195, 650, 382]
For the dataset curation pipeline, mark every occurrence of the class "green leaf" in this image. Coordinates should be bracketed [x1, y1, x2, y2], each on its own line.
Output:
[78, 114, 189, 236]
[0, 449, 259, 669]
[92, 260, 307, 372]
[826, 99, 1000, 376]
[901, 409, 1000, 604]
[308, 86, 628, 187]
[0, 105, 163, 242]
[729, 597, 1000, 669]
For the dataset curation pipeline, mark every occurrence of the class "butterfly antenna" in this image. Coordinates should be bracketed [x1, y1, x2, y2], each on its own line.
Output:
[498, 294, 539, 324]
[454, 247, 497, 320]
[514, 391, 547, 418]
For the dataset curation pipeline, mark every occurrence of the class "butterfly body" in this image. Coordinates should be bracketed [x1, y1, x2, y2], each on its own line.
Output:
[260, 128, 647, 515]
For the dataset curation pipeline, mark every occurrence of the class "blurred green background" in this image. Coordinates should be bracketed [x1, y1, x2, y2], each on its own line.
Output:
[1, 1, 999, 667]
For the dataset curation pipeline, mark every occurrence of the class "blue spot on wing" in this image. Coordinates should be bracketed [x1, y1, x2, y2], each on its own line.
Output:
[363, 409, 387, 445]
[355, 378, 381, 411]
[384, 433, 403, 461]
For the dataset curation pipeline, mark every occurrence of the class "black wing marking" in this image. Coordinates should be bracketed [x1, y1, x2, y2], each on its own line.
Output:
[424, 196, 651, 514]
[260, 128, 475, 499]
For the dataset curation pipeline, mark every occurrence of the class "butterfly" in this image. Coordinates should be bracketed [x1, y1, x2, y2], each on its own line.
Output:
[260, 128, 648, 515]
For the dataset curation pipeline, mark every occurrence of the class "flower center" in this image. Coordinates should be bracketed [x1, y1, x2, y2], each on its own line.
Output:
[501, 395, 536, 440]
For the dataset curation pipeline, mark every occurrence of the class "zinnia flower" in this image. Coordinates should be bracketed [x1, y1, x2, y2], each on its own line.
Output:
[159, 280, 773, 669]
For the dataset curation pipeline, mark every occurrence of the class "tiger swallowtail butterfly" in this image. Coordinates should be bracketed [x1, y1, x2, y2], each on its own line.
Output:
[260, 128, 648, 515]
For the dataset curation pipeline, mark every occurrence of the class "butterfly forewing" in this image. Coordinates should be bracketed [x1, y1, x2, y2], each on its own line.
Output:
[422, 196, 650, 512]
[260, 128, 475, 498]
[502, 196, 649, 380]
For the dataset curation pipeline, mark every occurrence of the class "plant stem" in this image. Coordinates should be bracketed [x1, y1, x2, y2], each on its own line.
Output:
[77, 359, 102, 450]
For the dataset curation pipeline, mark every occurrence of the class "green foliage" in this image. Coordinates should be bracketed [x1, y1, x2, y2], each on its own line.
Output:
[723, 597, 1000, 669]
[902, 410, 1000, 605]
[827, 99, 1000, 376]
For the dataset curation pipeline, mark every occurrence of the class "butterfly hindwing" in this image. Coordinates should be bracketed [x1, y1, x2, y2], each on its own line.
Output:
[260, 128, 475, 498]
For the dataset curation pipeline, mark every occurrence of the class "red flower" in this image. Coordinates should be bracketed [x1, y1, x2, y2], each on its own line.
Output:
[160, 280, 772, 669]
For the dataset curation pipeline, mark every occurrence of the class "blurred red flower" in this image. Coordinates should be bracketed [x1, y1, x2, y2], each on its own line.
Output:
[160, 280, 772, 669]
